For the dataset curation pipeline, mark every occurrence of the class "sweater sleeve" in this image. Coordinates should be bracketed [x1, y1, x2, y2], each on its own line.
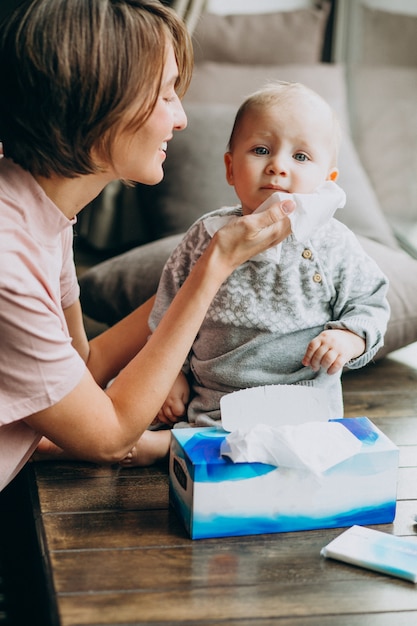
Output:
[324, 227, 390, 368]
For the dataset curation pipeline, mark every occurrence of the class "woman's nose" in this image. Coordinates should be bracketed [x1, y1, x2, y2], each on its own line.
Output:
[173, 96, 187, 131]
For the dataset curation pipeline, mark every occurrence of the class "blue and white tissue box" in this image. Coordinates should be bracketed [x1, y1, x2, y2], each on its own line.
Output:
[169, 387, 398, 539]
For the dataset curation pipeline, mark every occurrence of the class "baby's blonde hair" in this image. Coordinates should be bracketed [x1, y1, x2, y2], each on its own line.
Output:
[228, 81, 341, 167]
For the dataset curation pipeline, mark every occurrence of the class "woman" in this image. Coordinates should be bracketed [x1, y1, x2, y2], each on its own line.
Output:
[0, 0, 293, 490]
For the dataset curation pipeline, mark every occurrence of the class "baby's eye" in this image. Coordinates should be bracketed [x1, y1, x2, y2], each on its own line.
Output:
[253, 146, 269, 156]
[293, 152, 309, 162]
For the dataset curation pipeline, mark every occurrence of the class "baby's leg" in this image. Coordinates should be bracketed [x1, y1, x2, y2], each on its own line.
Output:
[120, 429, 172, 467]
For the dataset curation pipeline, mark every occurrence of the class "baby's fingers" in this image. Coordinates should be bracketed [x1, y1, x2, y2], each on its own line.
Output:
[303, 342, 344, 375]
[302, 337, 322, 370]
[325, 352, 345, 375]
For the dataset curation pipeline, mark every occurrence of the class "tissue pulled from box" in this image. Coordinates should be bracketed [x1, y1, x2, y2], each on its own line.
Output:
[220, 421, 362, 475]
[219, 385, 359, 475]
[203, 181, 345, 263]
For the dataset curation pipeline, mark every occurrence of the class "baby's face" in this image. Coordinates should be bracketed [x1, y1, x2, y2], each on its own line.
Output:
[224, 94, 338, 215]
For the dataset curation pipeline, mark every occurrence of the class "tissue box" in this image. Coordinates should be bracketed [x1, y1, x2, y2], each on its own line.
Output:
[169, 417, 398, 539]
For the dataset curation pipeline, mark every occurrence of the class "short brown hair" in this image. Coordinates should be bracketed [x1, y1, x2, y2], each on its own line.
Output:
[0, 0, 193, 177]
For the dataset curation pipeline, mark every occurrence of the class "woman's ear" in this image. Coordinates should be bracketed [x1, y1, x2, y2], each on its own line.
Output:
[328, 167, 339, 182]
[224, 152, 234, 186]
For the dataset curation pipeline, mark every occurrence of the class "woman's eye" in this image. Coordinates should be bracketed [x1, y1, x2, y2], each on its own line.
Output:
[163, 90, 178, 103]
[294, 153, 308, 162]
[253, 146, 269, 155]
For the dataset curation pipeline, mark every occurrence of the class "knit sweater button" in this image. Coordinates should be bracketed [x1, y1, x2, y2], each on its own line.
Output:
[302, 248, 312, 259]
[313, 273, 322, 283]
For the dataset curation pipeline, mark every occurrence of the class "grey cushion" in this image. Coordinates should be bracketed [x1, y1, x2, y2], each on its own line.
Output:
[144, 104, 237, 240]
[357, 236, 417, 360]
[80, 234, 182, 326]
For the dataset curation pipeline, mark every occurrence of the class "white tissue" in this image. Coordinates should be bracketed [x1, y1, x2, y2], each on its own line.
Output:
[221, 421, 362, 476]
[251, 181, 345, 262]
[220, 384, 330, 432]
[204, 214, 238, 237]
[219, 384, 359, 476]
[286, 181, 346, 242]
[204, 181, 346, 264]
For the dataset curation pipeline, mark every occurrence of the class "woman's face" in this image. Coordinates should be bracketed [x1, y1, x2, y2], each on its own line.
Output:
[108, 42, 187, 185]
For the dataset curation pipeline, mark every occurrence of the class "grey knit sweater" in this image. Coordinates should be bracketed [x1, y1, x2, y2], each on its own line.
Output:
[149, 206, 390, 426]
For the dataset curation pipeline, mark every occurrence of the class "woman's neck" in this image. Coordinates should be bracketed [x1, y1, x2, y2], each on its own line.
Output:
[34, 172, 112, 220]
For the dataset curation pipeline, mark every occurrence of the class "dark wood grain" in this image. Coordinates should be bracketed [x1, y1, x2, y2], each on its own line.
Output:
[29, 344, 417, 626]
[56, 579, 417, 626]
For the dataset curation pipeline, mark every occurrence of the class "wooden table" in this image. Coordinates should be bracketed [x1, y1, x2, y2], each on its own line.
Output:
[28, 345, 417, 626]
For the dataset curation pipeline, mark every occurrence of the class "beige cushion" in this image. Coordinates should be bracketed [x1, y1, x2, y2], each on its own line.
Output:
[192, 3, 331, 65]
[185, 61, 351, 131]
[349, 66, 417, 225]
[362, 7, 417, 66]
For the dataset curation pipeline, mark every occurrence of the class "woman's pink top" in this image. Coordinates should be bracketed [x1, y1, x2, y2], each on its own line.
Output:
[0, 158, 86, 490]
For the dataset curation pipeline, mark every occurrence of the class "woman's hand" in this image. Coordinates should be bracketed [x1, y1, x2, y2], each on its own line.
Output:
[212, 199, 295, 273]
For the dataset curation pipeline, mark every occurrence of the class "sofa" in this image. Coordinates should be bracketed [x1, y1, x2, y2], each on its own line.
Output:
[79, 1, 417, 361]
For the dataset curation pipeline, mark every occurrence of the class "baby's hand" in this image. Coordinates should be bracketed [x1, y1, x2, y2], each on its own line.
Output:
[154, 371, 190, 426]
[302, 329, 366, 375]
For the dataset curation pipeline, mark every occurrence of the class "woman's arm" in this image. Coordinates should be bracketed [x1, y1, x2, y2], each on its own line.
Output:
[63, 295, 156, 388]
[25, 203, 293, 463]
[86, 296, 156, 388]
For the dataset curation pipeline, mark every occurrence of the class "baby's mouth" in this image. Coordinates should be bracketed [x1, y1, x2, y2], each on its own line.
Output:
[262, 185, 289, 194]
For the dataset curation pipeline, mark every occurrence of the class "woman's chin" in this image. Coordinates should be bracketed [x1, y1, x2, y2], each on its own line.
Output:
[133, 170, 164, 186]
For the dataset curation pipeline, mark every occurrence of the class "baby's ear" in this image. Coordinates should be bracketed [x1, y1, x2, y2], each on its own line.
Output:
[224, 151, 234, 186]
[328, 168, 339, 182]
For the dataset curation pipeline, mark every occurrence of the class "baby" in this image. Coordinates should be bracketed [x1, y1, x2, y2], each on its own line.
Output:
[125, 81, 389, 464]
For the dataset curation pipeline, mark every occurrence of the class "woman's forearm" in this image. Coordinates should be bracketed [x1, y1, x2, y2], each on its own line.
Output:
[86, 295, 156, 388]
